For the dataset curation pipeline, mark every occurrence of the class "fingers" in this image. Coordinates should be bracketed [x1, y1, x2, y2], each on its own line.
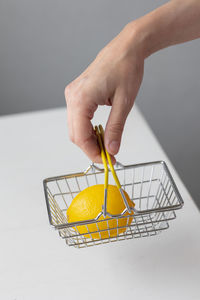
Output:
[67, 101, 101, 163]
[104, 88, 133, 155]
[66, 90, 116, 164]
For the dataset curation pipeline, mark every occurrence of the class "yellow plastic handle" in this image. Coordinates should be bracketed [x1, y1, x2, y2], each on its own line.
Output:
[99, 125, 121, 190]
[94, 126, 108, 189]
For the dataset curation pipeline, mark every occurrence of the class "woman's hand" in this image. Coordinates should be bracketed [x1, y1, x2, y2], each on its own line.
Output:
[65, 0, 200, 164]
[65, 22, 145, 163]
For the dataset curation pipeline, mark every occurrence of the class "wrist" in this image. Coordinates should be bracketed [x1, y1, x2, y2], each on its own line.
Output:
[126, 0, 195, 58]
[124, 20, 153, 60]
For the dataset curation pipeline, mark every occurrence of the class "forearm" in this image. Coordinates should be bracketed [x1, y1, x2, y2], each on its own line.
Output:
[129, 0, 200, 58]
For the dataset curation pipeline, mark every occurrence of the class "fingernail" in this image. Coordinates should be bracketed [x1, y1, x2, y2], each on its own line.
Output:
[108, 140, 120, 154]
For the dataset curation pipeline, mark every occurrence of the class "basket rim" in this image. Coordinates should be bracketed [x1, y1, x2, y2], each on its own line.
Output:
[43, 160, 184, 227]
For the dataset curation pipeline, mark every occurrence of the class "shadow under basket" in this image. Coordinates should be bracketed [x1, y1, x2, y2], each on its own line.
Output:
[43, 161, 184, 248]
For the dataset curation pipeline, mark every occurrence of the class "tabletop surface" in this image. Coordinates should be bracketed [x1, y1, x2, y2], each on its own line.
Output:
[0, 106, 199, 300]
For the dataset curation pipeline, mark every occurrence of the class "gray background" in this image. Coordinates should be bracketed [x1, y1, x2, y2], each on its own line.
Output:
[0, 0, 200, 209]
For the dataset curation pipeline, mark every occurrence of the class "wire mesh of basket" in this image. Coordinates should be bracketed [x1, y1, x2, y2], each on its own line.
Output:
[43, 161, 184, 248]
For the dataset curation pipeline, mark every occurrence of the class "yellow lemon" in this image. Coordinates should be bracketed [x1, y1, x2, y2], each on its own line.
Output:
[67, 184, 134, 239]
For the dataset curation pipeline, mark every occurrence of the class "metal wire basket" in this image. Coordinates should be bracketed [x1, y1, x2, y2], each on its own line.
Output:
[43, 161, 184, 248]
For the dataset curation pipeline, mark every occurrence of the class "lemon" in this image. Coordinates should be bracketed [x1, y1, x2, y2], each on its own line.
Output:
[67, 184, 134, 239]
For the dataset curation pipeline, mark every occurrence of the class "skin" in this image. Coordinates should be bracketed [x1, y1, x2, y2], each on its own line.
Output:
[65, 0, 200, 164]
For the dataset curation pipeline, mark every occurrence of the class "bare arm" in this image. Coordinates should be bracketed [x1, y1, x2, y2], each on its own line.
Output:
[65, 0, 200, 163]
[135, 0, 200, 57]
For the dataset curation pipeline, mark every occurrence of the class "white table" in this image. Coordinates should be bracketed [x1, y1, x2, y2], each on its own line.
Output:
[0, 106, 199, 300]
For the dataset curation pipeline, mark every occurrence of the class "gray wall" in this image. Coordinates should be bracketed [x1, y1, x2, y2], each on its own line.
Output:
[0, 0, 200, 209]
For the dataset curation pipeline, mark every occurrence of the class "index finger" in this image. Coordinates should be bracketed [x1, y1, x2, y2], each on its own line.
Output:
[67, 103, 116, 164]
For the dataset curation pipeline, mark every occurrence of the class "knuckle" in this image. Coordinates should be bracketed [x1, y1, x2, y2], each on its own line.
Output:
[64, 84, 71, 103]
[64, 84, 71, 97]
[75, 137, 86, 148]
[69, 133, 83, 147]
[76, 135, 92, 149]
[108, 122, 124, 135]
[77, 136, 88, 148]
[68, 89, 87, 108]
[65, 78, 92, 108]
[123, 97, 133, 110]
[65, 82, 82, 105]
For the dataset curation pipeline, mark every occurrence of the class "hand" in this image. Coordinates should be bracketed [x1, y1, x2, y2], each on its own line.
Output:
[65, 22, 145, 163]
[65, 0, 200, 164]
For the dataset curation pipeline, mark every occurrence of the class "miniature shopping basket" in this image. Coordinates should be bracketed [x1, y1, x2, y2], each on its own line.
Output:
[43, 159, 184, 248]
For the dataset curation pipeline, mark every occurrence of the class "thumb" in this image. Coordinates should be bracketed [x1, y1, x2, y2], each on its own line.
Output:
[104, 90, 133, 155]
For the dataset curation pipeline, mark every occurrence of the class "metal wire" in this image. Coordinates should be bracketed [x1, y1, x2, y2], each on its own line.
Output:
[43, 161, 184, 248]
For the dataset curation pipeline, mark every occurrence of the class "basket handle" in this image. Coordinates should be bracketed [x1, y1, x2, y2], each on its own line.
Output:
[94, 125, 132, 216]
